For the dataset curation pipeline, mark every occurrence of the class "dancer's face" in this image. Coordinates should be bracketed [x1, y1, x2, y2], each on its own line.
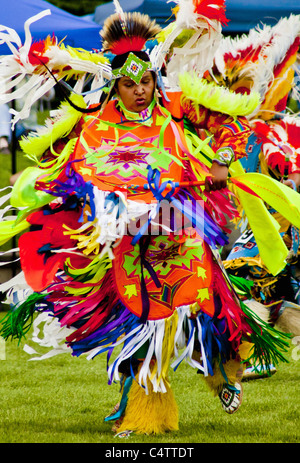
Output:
[116, 71, 155, 113]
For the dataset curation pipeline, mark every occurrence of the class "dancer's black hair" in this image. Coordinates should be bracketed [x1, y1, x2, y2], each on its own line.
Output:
[40, 50, 154, 114]
[40, 59, 105, 113]
[110, 50, 150, 71]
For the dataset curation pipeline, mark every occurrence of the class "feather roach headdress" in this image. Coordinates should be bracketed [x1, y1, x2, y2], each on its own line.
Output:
[101, 11, 161, 55]
[100, 3, 161, 86]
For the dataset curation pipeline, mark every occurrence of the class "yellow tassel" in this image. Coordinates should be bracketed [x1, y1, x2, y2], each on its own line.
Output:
[117, 377, 179, 435]
[204, 358, 243, 396]
[20, 95, 85, 157]
[238, 342, 255, 362]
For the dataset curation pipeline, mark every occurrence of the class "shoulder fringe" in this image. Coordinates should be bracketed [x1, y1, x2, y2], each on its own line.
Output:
[20, 94, 86, 157]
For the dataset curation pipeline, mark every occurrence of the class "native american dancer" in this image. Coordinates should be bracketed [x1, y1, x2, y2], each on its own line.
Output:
[0, 1, 298, 435]
[209, 14, 300, 377]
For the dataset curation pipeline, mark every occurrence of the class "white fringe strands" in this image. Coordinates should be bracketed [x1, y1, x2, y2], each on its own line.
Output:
[213, 14, 300, 118]
[155, 0, 223, 86]
[0, 9, 109, 127]
[63, 187, 163, 261]
[21, 304, 209, 394]
[23, 313, 75, 359]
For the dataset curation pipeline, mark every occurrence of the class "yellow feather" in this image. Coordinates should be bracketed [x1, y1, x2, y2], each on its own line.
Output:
[117, 372, 179, 435]
[179, 72, 261, 116]
[20, 94, 86, 157]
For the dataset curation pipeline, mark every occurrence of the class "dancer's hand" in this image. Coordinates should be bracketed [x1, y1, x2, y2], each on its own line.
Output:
[205, 162, 229, 192]
[283, 173, 300, 191]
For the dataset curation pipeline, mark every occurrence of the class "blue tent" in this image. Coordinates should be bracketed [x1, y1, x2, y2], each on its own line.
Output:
[0, 0, 102, 54]
[0, 0, 102, 179]
[94, 0, 176, 27]
[224, 0, 300, 33]
[93, 0, 300, 33]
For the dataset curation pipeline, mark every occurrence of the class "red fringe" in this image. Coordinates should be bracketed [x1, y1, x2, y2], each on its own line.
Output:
[193, 0, 229, 27]
[213, 261, 252, 352]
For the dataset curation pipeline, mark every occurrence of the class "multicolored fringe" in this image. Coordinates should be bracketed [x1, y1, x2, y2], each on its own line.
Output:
[0, 260, 291, 392]
[0, 293, 46, 343]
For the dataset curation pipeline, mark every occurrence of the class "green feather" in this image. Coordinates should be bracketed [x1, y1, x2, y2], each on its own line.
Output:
[241, 300, 291, 374]
[0, 293, 46, 343]
[228, 274, 254, 298]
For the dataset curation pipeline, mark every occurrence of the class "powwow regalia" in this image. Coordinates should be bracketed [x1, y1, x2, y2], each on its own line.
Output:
[216, 14, 300, 339]
[0, 0, 299, 435]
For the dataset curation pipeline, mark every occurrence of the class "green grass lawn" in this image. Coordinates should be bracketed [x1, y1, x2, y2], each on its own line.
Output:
[0, 317, 299, 444]
[0, 149, 34, 189]
[0, 145, 34, 204]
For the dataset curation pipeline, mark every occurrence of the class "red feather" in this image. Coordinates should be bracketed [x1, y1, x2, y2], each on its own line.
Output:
[110, 37, 147, 55]
[193, 0, 229, 26]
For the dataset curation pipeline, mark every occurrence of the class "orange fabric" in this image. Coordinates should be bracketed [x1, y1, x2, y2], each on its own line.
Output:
[71, 101, 185, 202]
[180, 98, 251, 161]
[161, 91, 184, 121]
[112, 233, 215, 320]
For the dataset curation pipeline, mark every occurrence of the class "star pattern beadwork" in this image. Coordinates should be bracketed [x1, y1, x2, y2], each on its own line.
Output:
[117, 52, 152, 84]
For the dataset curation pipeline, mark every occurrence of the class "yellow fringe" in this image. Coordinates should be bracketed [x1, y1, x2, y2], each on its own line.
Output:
[179, 72, 261, 117]
[149, 311, 179, 387]
[117, 378, 179, 435]
[20, 94, 85, 157]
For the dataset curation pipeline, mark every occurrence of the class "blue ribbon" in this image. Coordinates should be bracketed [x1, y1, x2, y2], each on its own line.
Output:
[48, 161, 96, 223]
[104, 376, 133, 422]
[138, 166, 228, 248]
[61, 78, 111, 97]
[131, 166, 177, 246]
